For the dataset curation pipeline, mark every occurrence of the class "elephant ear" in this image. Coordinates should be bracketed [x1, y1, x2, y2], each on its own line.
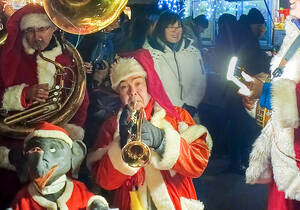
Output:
[8, 147, 29, 182]
[71, 140, 87, 178]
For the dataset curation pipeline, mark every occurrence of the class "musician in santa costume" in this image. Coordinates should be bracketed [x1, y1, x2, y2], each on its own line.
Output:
[243, 1, 300, 209]
[87, 49, 212, 210]
[0, 4, 89, 207]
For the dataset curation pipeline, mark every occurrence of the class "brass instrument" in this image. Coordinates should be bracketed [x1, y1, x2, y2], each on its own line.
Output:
[43, 0, 128, 35]
[0, 0, 128, 138]
[0, 23, 6, 46]
[121, 102, 151, 168]
[0, 37, 86, 138]
[0, 3, 8, 46]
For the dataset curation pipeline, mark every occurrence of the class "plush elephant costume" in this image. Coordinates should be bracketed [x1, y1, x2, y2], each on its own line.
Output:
[10, 122, 109, 210]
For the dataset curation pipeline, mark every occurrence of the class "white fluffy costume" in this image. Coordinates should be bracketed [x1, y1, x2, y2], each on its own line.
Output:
[246, 17, 300, 210]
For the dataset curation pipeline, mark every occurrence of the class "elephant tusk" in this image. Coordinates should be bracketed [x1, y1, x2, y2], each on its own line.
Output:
[34, 165, 58, 190]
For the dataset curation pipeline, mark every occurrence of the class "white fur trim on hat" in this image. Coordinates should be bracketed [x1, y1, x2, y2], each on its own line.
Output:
[25, 130, 73, 147]
[61, 124, 85, 141]
[110, 57, 147, 91]
[20, 13, 54, 31]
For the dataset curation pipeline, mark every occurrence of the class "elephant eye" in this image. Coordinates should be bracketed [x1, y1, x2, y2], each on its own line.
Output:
[49, 147, 56, 153]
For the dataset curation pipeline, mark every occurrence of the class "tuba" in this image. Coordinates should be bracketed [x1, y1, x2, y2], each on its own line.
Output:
[121, 102, 151, 168]
[0, 22, 6, 46]
[0, 0, 128, 138]
[0, 2, 8, 46]
[0, 33, 86, 138]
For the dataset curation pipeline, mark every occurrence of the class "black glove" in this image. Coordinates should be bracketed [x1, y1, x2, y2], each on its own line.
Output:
[183, 103, 198, 117]
[141, 120, 165, 150]
[119, 105, 132, 148]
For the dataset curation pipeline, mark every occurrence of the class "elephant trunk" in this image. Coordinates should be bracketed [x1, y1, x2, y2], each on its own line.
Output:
[26, 146, 47, 178]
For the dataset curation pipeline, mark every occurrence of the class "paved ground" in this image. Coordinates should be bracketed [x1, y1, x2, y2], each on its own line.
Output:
[194, 157, 268, 210]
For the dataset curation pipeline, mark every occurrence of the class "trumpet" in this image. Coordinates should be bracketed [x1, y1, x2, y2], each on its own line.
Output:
[121, 101, 151, 168]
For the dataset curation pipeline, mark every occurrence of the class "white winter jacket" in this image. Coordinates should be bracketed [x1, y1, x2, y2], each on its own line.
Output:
[144, 38, 206, 108]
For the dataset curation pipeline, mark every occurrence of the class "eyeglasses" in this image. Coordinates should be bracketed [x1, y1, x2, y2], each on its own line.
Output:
[24, 26, 51, 34]
[166, 26, 182, 31]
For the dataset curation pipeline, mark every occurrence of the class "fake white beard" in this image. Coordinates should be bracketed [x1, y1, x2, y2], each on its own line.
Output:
[34, 174, 67, 195]
[22, 37, 36, 55]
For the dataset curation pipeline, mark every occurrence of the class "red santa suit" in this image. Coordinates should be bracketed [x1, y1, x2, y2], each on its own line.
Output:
[87, 49, 212, 210]
[246, 18, 300, 210]
[0, 5, 89, 207]
[88, 102, 211, 210]
[11, 178, 107, 210]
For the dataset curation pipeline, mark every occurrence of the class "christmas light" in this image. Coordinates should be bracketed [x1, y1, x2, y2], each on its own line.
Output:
[157, 0, 185, 16]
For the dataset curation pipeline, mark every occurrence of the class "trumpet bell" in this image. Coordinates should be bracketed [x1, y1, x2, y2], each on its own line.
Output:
[122, 141, 151, 168]
[43, 0, 128, 35]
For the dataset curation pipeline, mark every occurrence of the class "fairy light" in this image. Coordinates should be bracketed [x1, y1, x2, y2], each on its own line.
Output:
[157, 0, 185, 16]
[176, 0, 247, 19]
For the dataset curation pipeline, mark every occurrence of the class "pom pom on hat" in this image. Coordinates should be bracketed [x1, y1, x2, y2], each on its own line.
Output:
[25, 122, 73, 147]
[110, 57, 147, 91]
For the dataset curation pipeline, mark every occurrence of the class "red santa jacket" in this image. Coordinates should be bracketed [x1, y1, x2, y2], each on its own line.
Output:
[87, 103, 212, 210]
[0, 39, 89, 147]
[11, 179, 106, 210]
[0, 39, 89, 127]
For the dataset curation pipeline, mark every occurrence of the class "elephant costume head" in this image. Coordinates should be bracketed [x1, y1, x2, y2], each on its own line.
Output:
[23, 122, 86, 188]
[10, 122, 109, 210]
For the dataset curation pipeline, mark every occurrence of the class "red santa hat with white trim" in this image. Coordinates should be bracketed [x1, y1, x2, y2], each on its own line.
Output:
[25, 122, 83, 147]
[0, 4, 54, 88]
[111, 49, 181, 120]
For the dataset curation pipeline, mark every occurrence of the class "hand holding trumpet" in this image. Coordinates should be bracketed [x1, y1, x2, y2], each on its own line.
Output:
[119, 104, 165, 153]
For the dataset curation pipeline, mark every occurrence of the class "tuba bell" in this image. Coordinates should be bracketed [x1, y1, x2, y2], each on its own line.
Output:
[121, 102, 151, 168]
[43, 0, 128, 35]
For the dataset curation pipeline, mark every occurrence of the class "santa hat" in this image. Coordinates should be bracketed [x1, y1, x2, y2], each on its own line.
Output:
[110, 57, 147, 90]
[25, 122, 74, 147]
[20, 12, 54, 31]
[115, 49, 180, 120]
[0, 4, 48, 88]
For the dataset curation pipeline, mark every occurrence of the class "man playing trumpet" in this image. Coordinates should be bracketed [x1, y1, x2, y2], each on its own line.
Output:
[87, 49, 211, 210]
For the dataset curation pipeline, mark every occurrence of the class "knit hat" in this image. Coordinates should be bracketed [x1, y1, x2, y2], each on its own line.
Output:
[116, 49, 181, 120]
[25, 122, 73, 147]
[246, 8, 265, 24]
[110, 57, 147, 91]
